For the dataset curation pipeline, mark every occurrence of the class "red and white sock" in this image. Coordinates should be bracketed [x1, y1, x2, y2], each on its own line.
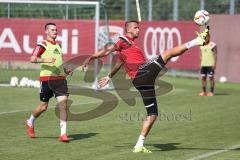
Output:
[27, 114, 35, 126]
[60, 120, 67, 136]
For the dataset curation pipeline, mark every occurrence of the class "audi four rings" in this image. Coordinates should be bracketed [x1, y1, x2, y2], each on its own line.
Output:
[144, 27, 181, 62]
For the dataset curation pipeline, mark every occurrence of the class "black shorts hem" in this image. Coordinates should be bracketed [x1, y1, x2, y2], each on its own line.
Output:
[55, 93, 69, 98]
[147, 112, 158, 116]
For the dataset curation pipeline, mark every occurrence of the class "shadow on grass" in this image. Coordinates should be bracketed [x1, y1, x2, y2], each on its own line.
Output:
[114, 142, 180, 151]
[146, 143, 180, 151]
[115, 142, 240, 152]
[35, 133, 99, 141]
[147, 143, 240, 152]
[214, 92, 229, 96]
[69, 133, 99, 141]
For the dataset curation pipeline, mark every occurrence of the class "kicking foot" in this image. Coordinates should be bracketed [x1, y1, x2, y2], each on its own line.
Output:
[133, 146, 152, 153]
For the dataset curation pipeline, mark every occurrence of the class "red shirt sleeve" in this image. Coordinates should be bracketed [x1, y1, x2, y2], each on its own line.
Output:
[114, 38, 131, 51]
[32, 46, 45, 57]
[32, 41, 47, 57]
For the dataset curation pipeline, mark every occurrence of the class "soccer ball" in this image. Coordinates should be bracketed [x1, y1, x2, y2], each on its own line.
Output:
[10, 76, 18, 87]
[194, 10, 210, 26]
[219, 76, 227, 83]
[34, 80, 40, 88]
[19, 77, 29, 87]
[27, 80, 35, 88]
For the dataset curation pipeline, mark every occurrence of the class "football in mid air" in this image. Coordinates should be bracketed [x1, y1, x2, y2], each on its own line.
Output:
[194, 10, 210, 26]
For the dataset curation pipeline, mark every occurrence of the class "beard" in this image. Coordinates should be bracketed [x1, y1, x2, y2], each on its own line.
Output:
[134, 34, 139, 38]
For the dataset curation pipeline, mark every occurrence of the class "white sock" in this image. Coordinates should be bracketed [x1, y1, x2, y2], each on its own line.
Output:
[27, 114, 35, 126]
[134, 135, 145, 148]
[185, 38, 200, 49]
[60, 120, 67, 136]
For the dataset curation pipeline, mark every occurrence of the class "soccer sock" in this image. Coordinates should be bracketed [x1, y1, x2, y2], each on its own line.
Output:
[27, 114, 35, 126]
[134, 135, 145, 148]
[210, 87, 214, 93]
[60, 120, 67, 136]
[185, 38, 200, 49]
[202, 87, 206, 92]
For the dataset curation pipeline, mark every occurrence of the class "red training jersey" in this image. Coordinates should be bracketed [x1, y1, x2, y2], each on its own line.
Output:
[114, 35, 146, 79]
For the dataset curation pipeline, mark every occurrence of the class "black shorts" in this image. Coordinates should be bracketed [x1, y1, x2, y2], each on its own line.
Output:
[200, 66, 215, 77]
[40, 79, 68, 102]
[132, 55, 166, 116]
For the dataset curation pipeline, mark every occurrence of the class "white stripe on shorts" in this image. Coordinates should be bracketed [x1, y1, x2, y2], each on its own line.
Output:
[145, 103, 154, 108]
[153, 60, 163, 69]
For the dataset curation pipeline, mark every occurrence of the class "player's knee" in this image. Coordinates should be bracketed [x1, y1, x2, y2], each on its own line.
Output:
[202, 76, 207, 80]
[148, 114, 158, 123]
[57, 96, 68, 110]
[57, 96, 67, 103]
[209, 76, 214, 80]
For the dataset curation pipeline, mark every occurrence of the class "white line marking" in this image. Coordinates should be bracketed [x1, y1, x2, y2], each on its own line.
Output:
[0, 84, 10, 87]
[0, 101, 102, 116]
[0, 85, 176, 116]
[186, 144, 240, 160]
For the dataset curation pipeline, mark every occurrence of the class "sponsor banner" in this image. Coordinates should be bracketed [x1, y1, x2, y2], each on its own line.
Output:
[0, 18, 199, 69]
[210, 15, 240, 83]
[0, 18, 95, 61]
[138, 21, 199, 69]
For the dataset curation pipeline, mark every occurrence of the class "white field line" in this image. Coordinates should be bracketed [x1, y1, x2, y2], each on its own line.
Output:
[0, 84, 10, 87]
[0, 85, 185, 116]
[0, 100, 102, 116]
[186, 144, 240, 160]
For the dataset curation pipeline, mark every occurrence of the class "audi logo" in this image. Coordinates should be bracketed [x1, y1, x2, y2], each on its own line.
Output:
[144, 27, 182, 62]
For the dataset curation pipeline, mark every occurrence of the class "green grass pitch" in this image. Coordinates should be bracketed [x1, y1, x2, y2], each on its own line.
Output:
[0, 75, 240, 160]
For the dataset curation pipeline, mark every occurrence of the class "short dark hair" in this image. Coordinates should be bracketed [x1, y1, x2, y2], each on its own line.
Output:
[125, 20, 139, 32]
[45, 22, 56, 30]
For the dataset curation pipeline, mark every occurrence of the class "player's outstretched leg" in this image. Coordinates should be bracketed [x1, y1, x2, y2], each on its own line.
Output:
[161, 28, 208, 63]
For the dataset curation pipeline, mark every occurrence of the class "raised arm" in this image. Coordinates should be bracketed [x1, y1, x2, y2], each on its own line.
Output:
[81, 43, 116, 69]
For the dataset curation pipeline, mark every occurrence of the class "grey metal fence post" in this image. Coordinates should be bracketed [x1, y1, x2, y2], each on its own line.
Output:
[230, 0, 235, 15]
[7, 3, 10, 18]
[148, 0, 152, 21]
[200, 0, 205, 10]
[65, 2, 69, 19]
[173, 0, 178, 21]
[125, 0, 129, 21]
